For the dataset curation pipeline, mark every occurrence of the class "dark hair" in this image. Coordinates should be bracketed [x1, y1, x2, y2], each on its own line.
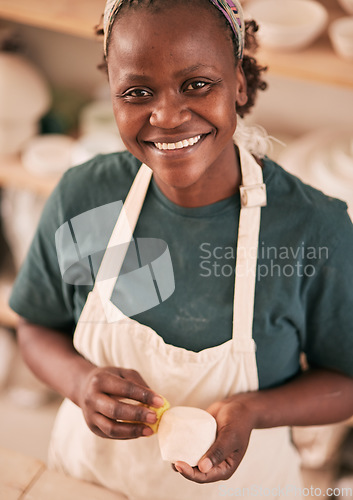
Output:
[96, 0, 267, 117]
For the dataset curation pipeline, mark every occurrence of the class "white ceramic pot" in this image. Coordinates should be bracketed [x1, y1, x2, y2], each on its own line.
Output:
[337, 0, 353, 15]
[71, 131, 126, 166]
[0, 53, 51, 155]
[329, 16, 353, 61]
[246, 0, 328, 51]
[79, 100, 117, 136]
[22, 134, 76, 176]
[0, 120, 38, 156]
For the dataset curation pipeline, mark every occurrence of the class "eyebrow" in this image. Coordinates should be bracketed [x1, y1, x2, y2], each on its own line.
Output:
[119, 63, 218, 83]
[175, 63, 218, 77]
[119, 74, 152, 83]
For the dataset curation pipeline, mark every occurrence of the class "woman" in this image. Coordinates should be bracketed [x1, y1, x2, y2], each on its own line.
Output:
[10, 0, 353, 498]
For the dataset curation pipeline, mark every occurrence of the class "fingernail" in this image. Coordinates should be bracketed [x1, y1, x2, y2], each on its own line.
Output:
[142, 427, 153, 436]
[174, 464, 183, 473]
[152, 395, 164, 407]
[199, 458, 213, 473]
[146, 412, 157, 424]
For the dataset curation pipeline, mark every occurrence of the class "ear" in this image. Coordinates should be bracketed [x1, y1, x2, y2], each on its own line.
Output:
[235, 64, 248, 107]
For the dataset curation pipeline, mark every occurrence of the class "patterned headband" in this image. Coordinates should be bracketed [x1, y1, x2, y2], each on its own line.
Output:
[103, 0, 245, 60]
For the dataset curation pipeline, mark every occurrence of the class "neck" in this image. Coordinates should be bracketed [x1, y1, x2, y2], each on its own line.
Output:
[152, 145, 242, 208]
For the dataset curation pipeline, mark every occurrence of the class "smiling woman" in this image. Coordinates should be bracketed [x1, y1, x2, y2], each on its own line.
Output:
[8, 0, 353, 499]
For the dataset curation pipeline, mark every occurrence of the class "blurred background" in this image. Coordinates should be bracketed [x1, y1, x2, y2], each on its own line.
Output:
[0, 0, 352, 498]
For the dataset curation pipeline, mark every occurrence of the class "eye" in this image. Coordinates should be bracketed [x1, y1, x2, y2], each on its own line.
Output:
[120, 88, 152, 99]
[185, 81, 208, 91]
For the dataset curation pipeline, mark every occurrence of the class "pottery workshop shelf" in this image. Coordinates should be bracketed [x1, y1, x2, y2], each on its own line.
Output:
[0, 156, 59, 198]
[0, 297, 17, 329]
[256, 0, 353, 89]
[0, 0, 106, 39]
[0, 158, 59, 330]
[257, 32, 353, 89]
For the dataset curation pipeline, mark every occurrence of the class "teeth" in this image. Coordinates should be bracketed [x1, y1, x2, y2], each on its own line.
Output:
[154, 135, 201, 151]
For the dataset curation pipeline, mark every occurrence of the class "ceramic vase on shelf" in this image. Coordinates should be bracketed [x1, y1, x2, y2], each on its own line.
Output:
[0, 52, 51, 156]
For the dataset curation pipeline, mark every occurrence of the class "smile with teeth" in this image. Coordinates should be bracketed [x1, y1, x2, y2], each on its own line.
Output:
[154, 135, 202, 150]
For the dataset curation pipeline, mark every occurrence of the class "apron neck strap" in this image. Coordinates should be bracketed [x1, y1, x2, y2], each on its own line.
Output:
[94, 163, 153, 305]
[232, 146, 267, 343]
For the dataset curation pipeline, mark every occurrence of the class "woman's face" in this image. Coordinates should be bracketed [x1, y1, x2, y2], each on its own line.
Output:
[107, 1, 247, 205]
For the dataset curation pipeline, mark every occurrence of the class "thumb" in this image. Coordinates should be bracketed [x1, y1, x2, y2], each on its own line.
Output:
[198, 427, 238, 473]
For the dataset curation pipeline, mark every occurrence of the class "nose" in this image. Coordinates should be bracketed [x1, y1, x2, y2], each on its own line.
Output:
[149, 94, 192, 129]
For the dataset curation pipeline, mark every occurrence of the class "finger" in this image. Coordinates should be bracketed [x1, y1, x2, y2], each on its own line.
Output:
[95, 393, 157, 424]
[89, 424, 108, 439]
[174, 458, 237, 484]
[174, 461, 206, 482]
[94, 413, 154, 439]
[205, 400, 223, 417]
[95, 372, 163, 407]
[197, 429, 246, 475]
[113, 368, 151, 389]
[107, 368, 164, 407]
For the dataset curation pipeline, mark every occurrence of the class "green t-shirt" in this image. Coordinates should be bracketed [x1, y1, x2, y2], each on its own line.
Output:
[10, 151, 353, 389]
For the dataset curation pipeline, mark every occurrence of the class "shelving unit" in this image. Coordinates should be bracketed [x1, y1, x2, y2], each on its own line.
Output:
[0, 156, 60, 198]
[0, 157, 59, 329]
[0, 295, 17, 329]
[0, 0, 106, 40]
[0, 0, 106, 234]
[256, 1, 353, 89]
[0, 265, 18, 329]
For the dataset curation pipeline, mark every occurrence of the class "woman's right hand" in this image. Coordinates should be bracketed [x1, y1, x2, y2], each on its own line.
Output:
[77, 366, 164, 439]
[15, 320, 164, 440]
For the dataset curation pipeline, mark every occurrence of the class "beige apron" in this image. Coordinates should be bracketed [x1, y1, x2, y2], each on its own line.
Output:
[48, 146, 303, 500]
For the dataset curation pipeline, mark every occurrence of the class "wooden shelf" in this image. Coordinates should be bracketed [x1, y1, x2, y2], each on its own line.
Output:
[0, 299, 18, 329]
[0, 157, 59, 328]
[258, 38, 353, 90]
[257, 1, 353, 89]
[0, 272, 18, 329]
[0, 155, 60, 198]
[0, 156, 59, 329]
[257, 13, 353, 88]
[0, 0, 106, 39]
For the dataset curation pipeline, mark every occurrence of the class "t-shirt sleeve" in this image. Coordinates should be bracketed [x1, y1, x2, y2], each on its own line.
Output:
[303, 208, 353, 378]
[9, 178, 76, 333]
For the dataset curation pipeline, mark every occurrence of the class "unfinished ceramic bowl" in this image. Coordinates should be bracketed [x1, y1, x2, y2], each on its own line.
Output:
[337, 0, 353, 15]
[158, 406, 217, 467]
[329, 16, 353, 61]
[22, 134, 76, 176]
[246, 0, 328, 51]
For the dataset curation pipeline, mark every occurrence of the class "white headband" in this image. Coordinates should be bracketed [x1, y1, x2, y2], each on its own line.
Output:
[103, 0, 245, 59]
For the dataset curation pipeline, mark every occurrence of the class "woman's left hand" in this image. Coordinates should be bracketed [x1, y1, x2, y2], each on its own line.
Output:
[173, 368, 353, 483]
[173, 395, 255, 483]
